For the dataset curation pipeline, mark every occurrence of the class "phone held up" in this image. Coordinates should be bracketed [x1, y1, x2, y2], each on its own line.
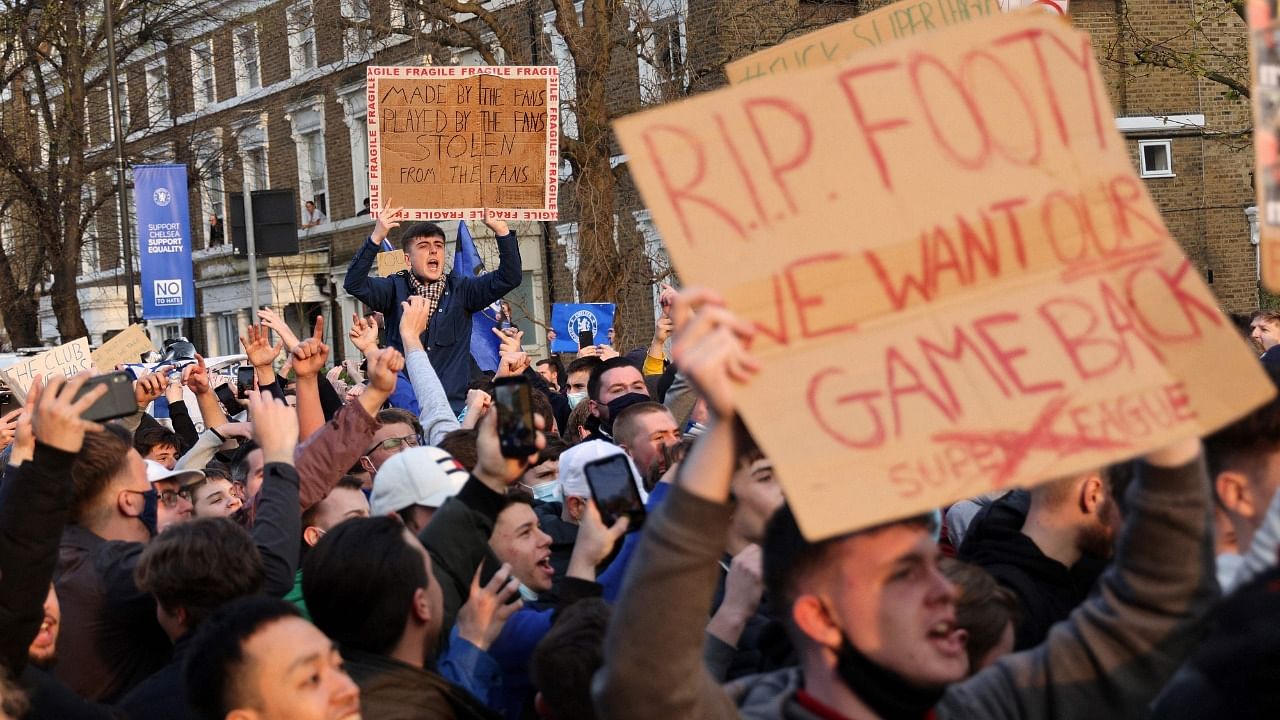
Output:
[584, 454, 645, 532]
[493, 375, 538, 458]
[72, 371, 137, 422]
[577, 329, 594, 350]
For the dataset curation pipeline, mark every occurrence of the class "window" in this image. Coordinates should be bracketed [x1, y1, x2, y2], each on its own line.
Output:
[341, 0, 373, 61]
[191, 41, 217, 110]
[152, 322, 182, 344]
[1138, 139, 1173, 178]
[216, 313, 241, 356]
[301, 130, 328, 214]
[339, 85, 369, 218]
[196, 135, 226, 247]
[287, 2, 318, 75]
[108, 81, 130, 133]
[246, 147, 268, 191]
[145, 60, 170, 126]
[233, 25, 262, 94]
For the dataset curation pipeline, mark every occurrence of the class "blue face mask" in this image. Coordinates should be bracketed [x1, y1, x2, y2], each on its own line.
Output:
[528, 482, 562, 504]
[138, 489, 159, 538]
[567, 391, 587, 409]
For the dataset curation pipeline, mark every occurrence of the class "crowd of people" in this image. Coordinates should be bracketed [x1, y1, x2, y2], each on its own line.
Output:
[2, 208, 1280, 720]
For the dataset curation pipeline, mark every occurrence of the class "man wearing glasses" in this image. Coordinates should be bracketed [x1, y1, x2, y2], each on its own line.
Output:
[144, 461, 204, 534]
[357, 408, 423, 485]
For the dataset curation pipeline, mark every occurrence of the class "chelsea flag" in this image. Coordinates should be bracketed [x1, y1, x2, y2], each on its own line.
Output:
[550, 303, 615, 353]
[133, 164, 196, 319]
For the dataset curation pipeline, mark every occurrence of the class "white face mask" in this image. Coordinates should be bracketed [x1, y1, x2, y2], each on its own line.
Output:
[518, 582, 540, 602]
[525, 481, 562, 504]
[567, 391, 588, 409]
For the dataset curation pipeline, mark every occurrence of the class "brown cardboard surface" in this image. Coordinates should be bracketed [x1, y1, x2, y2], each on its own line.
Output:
[377, 250, 410, 277]
[91, 325, 155, 372]
[617, 12, 1275, 539]
[1, 337, 94, 403]
[367, 65, 559, 223]
[725, 0, 1002, 85]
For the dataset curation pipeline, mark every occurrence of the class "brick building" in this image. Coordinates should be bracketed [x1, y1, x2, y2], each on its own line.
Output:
[21, 0, 1263, 356]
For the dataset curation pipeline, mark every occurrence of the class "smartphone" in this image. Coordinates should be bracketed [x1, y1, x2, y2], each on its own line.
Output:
[214, 383, 241, 419]
[236, 366, 255, 394]
[72, 371, 138, 422]
[584, 454, 646, 531]
[577, 329, 594, 349]
[479, 552, 522, 605]
[493, 376, 537, 458]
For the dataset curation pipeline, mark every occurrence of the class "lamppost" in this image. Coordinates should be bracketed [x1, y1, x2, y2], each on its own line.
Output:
[103, 0, 139, 325]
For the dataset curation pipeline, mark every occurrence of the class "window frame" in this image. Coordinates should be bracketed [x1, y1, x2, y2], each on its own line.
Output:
[190, 40, 218, 111]
[1138, 139, 1174, 179]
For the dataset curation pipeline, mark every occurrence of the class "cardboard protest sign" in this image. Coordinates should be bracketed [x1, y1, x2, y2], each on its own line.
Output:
[616, 12, 1275, 540]
[0, 338, 93, 402]
[1250, 1, 1280, 290]
[377, 250, 409, 277]
[367, 65, 559, 224]
[725, 0, 1002, 85]
[91, 325, 155, 372]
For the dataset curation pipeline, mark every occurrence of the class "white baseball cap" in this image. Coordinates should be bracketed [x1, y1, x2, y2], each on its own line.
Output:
[144, 460, 205, 486]
[558, 440, 643, 500]
[371, 446, 468, 515]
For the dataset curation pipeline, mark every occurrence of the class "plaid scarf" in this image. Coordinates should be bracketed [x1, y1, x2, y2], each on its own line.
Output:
[406, 270, 445, 321]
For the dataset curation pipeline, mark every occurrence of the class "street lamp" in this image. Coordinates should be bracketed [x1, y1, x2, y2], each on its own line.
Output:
[104, 0, 139, 325]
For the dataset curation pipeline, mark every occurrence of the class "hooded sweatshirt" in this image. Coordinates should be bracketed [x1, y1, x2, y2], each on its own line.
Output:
[956, 490, 1105, 650]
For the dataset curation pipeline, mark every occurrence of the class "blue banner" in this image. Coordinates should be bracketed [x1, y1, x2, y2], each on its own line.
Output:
[550, 303, 615, 353]
[455, 221, 503, 372]
[133, 164, 196, 319]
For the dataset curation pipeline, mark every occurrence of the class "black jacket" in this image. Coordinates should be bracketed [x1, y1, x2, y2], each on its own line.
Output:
[956, 491, 1104, 650]
[114, 632, 196, 720]
[342, 647, 498, 720]
[53, 462, 299, 702]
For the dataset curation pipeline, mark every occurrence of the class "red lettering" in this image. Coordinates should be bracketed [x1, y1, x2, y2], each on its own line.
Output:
[1106, 174, 1164, 240]
[1164, 381, 1197, 423]
[909, 51, 990, 170]
[1041, 190, 1096, 263]
[995, 29, 1106, 151]
[885, 346, 957, 438]
[641, 124, 747, 245]
[713, 113, 770, 229]
[1123, 260, 1222, 343]
[783, 253, 860, 340]
[972, 312, 1064, 395]
[808, 368, 886, 449]
[743, 98, 814, 216]
[837, 61, 909, 191]
[961, 50, 1042, 167]
[919, 325, 1012, 417]
[1039, 297, 1125, 380]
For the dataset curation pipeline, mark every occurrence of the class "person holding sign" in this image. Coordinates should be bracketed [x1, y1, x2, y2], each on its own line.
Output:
[343, 203, 522, 413]
[595, 290, 1215, 720]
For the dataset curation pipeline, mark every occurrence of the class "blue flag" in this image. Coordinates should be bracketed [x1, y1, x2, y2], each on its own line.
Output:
[133, 164, 196, 318]
[550, 303, 616, 353]
[456, 222, 503, 372]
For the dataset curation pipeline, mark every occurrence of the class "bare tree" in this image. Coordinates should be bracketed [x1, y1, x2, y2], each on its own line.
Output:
[0, 0, 228, 344]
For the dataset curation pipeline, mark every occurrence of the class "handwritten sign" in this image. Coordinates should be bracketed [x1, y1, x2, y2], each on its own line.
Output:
[616, 12, 1275, 540]
[377, 250, 409, 277]
[91, 325, 155, 372]
[367, 65, 559, 223]
[725, 0, 1002, 85]
[1250, 1, 1280, 290]
[0, 337, 93, 402]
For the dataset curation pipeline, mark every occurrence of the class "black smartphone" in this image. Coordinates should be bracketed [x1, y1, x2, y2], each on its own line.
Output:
[214, 383, 241, 419]
[479, 553, 522, 605]
[236, 365, 255, 392]
[584, 454, 645, 531]
[577, 329, 594, 349]
[72, 371, 138, 422]
[493, 376, 538, 458]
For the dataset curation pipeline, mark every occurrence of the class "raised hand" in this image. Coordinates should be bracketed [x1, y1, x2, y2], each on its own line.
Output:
[670, 288, 759, 419]
[400, 296, 431, 349]
[659, 283, 679, 318]
[372, 201, 404, 246]
[456, 564, 522, 652]
[164, 369, 185, 403]
[291, 315, 330, 379]
[257, 307, 302, 353]
[0, 408, 21, 449]
[247, 389, 298, 465]
[473, 402, 545, 493]
[567, 500, 630, 581]
[134, 365, 174, 409]
[491, 326, 524, 355]
[653, 316, 674, 345]
[481, 207, 509, 237]
[9, 393, 36, 465]
[365, 346, 405, 394]
[183, 354, 212, 395]
[32, 372, 108, 453]
[349, 312, 380, 356]
[240, 324, 284, 369]
[495, 350, 530, 379]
